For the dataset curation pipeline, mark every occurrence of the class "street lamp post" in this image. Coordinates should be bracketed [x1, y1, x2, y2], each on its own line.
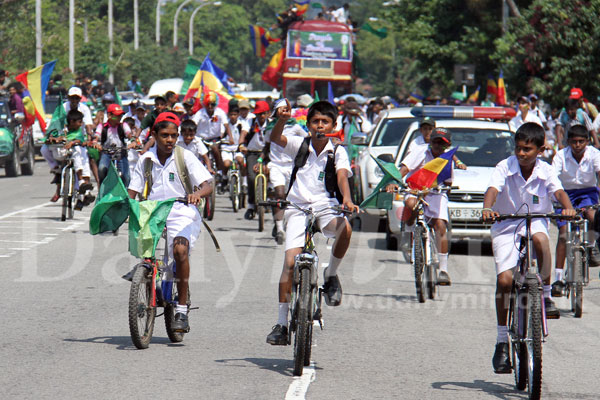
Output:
[174, 0, 195, 48]
[156, 0, 165, 45]
[189, 2, 221, 55]
[69, 0, 75, 72]
[108, 0, 114, 83]
[134, 0, 139, 50]
[36, 0, 42, 66]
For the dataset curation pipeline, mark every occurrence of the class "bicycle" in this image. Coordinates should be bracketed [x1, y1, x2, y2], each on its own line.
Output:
[490, 213, 572, 399]
[201, 139, 221, 221]
[128, 198, 193, 349]
[255, 162, 268, 232]
[47, 143, 77, 221]
[227, 157, 245, 213]
[388, 185, 455, 303]
[260, 199, 353, 376]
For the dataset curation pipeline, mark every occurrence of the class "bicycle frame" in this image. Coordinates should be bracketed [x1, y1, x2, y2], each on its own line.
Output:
[254, 162, 267, 201]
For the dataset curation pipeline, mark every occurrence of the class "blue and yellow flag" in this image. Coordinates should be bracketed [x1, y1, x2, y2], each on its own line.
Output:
[406, 147, 457, 190]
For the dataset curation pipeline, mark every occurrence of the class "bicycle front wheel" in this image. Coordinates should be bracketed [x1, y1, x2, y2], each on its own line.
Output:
[230, 174, 239, 213]
[128, 265, 156, 349]
[510, 286, 527, 390]
[61, 167, 73, 221]
[526, 278, 543, 399]
[571, 249, 583, 318]
[293, 268, 311, 376]
[256, 177, 265, 232]
[413, 225, 426, 303]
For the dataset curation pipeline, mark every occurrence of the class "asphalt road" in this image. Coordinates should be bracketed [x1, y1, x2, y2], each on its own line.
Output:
[1, 162, 600, 399]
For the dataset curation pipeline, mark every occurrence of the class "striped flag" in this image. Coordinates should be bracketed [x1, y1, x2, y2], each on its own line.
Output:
[262, 48, 285, 88]
[467, 85, 480, 103]
[408, 92, 424, 104]
[249, 25, 279, 58]
[486, 75, 497, 102]
[294, 0, 310, 16]
[496, 70, 507, 106]
[406, 147, 458, 190]
[183, 53, 233, 113]
[15, 60, 56, 131]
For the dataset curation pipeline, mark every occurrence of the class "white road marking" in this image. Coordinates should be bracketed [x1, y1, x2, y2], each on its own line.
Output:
[285, 362, 316, 400]
[0, 239, 52, 244]
[0, 202, 53, 220]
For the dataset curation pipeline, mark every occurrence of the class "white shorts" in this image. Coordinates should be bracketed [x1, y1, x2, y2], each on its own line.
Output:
[284, 199, 345, 250]
[491, 219, 549, 275]
[166, 203, 202, 259]
[268, 163, 291, 189]
[72, 146, 91, 178]
[221, 150, 244, 163]
[406, 192, 449, 222]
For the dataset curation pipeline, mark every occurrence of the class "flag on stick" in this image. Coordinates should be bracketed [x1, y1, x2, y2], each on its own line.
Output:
[496, 70, 507, 106]
[15, 60, 56, 131]
[406, 147, 458, 190]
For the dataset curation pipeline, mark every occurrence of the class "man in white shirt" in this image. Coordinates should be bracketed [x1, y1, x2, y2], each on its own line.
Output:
[94, 103, 132, 185]
[192, 92, 232, 173]
[331, 3, 350, 24]
[335, 101, 372, 145]
[63, 86, 94, 135]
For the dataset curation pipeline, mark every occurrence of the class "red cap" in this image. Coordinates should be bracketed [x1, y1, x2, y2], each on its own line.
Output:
[106, 103, 124, 115]
[152, 112, 181, 129]
[569, 87, 583, 99]
[254, 100, 270, 115]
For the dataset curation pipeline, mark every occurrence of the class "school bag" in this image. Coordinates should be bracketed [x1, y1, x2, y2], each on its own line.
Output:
[286, 137, 344, 203]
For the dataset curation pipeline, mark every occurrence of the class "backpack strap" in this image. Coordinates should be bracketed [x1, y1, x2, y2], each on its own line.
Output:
[286, 137, 312, 198]
[324, 144, 343, 203]
[142, 158, 153, 200]
[174, 146, 194, 195]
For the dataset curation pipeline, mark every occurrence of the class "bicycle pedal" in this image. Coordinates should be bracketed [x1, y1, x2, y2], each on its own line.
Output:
[188, 306, 199, 311]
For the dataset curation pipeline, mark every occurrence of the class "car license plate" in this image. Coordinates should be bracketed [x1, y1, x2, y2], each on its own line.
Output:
[450, 208, 481, 220]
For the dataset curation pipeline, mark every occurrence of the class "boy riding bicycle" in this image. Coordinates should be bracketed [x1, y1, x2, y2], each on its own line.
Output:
[220, 105, 248, 191]
[177, 119, 215, 175]
[482, 122, 575, 374]
[127, 112, 213, 333]
[386, 128, 455, 285]
[94, 103, 132, 186]
[265, 100, 359, 346]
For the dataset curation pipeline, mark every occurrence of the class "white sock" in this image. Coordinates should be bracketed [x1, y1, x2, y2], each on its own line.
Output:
[438, 253, 448, 272]
[405, 222, 415, 233]
[176, 304, 187, 314]
[277, 302, 289, 326]
[248, 203, 255, 210]
[78, 179, 86, 187]
[543, 285, 551, 299]
[496, 325, 509, 343]
[326, 254, 343, 277]
[555, 269, 564, 282]
[275, 219, 284, 232]
[243, 176, 248, 186]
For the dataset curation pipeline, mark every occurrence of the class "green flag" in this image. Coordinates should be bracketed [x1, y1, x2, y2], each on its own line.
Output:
[360, 156, 403, 210]
[90, 163, 130, 234]
[114, 87, 122, 106]
[360, 23, 388, 39]
[128, 199, 176, 258]
[311, 2, 323, 8]
[45, 94, 66, 138]
[181, 57, 203, 94]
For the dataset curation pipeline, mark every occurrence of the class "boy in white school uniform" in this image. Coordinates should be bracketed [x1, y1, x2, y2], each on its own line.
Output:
[128, 112, 213, 334]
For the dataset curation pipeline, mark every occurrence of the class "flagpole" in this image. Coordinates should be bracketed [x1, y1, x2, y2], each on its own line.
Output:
[36, 0, 42, 66]
[69, 0, 75, 73]
[174, 0, 194, 48]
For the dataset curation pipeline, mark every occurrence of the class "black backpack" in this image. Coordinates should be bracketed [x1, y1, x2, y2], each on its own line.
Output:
[286, 137, 343, 203]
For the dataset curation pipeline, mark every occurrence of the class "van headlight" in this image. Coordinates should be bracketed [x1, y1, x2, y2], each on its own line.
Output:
[374, 166, 384, 178]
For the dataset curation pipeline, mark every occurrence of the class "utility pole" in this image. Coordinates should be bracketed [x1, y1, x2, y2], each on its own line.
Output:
[36, 0, 42, 66]
[69, 0, 75, 73]
[134, 0, 139, 50]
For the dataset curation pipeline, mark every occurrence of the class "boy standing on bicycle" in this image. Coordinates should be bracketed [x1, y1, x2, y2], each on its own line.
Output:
[482, 122, 575, 374]
[128, 112, 213, 333]
[386, 128, 455, 285]
[551, 124, 600, 295]
[265, 100, 359, 346]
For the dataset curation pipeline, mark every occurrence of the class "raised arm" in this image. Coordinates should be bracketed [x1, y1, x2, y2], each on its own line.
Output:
[270, 99, 292, 148]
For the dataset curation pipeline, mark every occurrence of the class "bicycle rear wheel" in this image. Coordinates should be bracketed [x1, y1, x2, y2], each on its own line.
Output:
[510, 286, 527, 390]
[256, 177, 265, 232]
[571, 250, 583, 318]
[526, 278, 543, 399]
[230, 174, 239, 213]
[128, 265, 156, 349]
[293, 268, 311, 376]
[413, 225, 426, 303]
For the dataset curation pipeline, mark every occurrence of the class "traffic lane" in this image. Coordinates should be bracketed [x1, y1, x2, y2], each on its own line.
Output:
[0, 162, 56, 212]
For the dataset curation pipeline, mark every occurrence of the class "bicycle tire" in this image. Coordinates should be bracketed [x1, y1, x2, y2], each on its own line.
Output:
[510, 286, 527, 390]
[571, 249, 583, 318]
[256, 177, 265, 232]
[128, 265, 156, 349]
[293, 268, 311, 376]
[204, 180, 216, 221]
[426, 263, 436, 299]
[67, 170, 75, 219]
[526, 278, 543, 400]
[413, 225, 426, 303]
[230, 174, 239, 213]
[60, 168, 72, 221]
[303, 286, 315, 367]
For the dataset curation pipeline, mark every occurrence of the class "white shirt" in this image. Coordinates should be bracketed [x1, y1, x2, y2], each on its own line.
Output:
[63, 101, 93, 127]
[509, 111, 543, 132]
[552, 146, 600, 190]
[176, 136, 209, 158]
[129, 146, 212, 201]
[246, 119, 267, 151]
[331, 7, 348, 23]
[222, 119, 249, 152]
[488, 155, 562, 217]
[401, 144, 454, 183]
[335, 115, 372, 145]
[238, 112, 255, 127]
[284, 136, 352, 205]
[530, 107, 547, 124]
[94, 122, 132, 147]
[192, 108, 228, 140]
[265, 124, 308, 166]
[406, 135, 426, 156]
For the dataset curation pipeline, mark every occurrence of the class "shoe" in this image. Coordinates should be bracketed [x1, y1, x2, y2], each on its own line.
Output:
[272, 225, 277, 238]
[83, 194, 96, 206]
[50, 166, 61, 174]
[244, 208, 255, 220]
[50, 174, 60, 184]
[121, 267, 136, 281]
[322, 268, 343, 306]
[276, 231, 284, 245]
[74, 200, 84, 211]
[171, 312, 190, 332]
[437, 270, 452, 286]
[50, 193, 60, 202]
[492, 342, 512, 374]
[545, 298, 560, 319]
[589, 246, 600, 267]
[78, 182, 93, 195]
[266, 324, 288, 345]
[551, 280, 565, 297]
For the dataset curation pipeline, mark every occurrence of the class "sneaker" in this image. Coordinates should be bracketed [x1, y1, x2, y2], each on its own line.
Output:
[50, 193, 60, 202]
[272, 225, 277, 238]
[171, 312, 190, 332]
[492, 342, 512, 374]
[322, 268, 343, 306]
[551, 280, 565, 297]
[83, 194, 96, 206]
[244, 208, 255, 220]
[276, 231, 284, 245]
[78, 182, 93, 195]
[74, 200, 84, 211]
[437, 270, 452, 286]
[50, 166, 61, 174]
[545, 298, 560, 319]
[266, 324, 288, 346]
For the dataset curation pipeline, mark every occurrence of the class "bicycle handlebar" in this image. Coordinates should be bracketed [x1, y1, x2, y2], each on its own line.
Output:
[382, 185, 458, 195]
[481, 213, 579, 222]
[258, 200, 355, 216]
